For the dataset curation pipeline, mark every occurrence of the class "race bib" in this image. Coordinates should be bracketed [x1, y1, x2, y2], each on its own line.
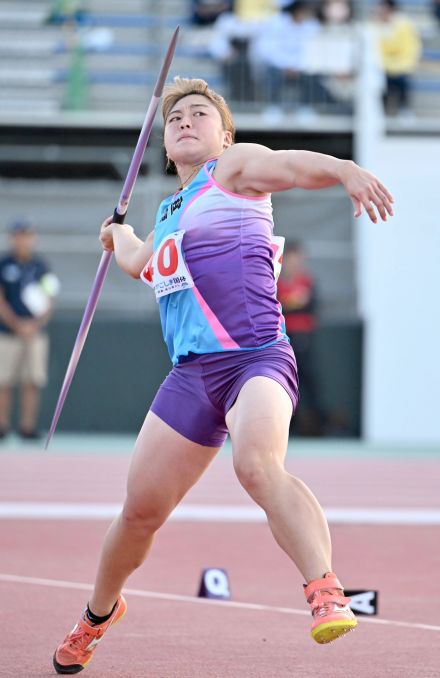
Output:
[271, 236, 285, 281]
[140, 230, 194, 300]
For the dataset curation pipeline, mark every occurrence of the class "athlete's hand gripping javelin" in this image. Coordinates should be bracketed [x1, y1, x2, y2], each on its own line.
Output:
[99, 216, 154, 279]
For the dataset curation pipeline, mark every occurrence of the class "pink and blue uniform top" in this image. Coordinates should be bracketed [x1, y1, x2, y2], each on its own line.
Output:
[141, 159, 287, 364]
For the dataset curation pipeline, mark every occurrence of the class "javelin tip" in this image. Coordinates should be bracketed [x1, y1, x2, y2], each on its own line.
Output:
[153, 26, 180, 97]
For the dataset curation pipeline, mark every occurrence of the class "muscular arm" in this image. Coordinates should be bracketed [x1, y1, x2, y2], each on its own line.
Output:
[100, 218, 154, 279]
[112, 226, 154, 278]
[216, 143, 394, 223]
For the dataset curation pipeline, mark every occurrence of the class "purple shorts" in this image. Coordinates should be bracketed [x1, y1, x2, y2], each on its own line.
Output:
[150, 339, 299, 447]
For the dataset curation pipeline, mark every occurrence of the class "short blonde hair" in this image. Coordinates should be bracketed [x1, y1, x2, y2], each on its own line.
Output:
[162, 76, 235, 142]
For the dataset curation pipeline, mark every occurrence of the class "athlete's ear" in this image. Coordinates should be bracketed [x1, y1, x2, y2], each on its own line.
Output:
[164, 151, 175, 172]
[222, 130, 233, 150]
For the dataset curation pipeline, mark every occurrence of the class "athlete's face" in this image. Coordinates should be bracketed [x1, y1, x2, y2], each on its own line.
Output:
[164, 94, 232, 166]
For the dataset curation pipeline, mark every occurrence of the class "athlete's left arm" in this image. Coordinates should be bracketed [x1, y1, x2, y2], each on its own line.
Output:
[221, 143, 394, 223]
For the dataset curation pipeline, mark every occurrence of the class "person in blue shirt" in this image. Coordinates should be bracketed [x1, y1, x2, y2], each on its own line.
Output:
[0, 218, 59, 439]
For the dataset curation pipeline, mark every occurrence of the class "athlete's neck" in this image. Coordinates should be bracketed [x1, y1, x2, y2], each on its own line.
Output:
[177, 163, 204, 191]
[175, 156, 219, 191]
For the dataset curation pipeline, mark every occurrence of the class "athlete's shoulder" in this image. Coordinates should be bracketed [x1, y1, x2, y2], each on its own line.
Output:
[218, 142, 271, 168]
[215, 144, 274, 197]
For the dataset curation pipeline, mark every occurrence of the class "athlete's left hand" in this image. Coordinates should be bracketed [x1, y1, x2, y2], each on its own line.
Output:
[340, 162, 394, 223]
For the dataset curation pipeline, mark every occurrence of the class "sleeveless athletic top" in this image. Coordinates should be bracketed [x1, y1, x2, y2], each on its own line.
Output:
[141, 159, 287, 364]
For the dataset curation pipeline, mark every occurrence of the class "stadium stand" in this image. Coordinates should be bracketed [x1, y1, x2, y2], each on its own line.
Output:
[0, 0, 438, 322]
[1, 0, 439, 118]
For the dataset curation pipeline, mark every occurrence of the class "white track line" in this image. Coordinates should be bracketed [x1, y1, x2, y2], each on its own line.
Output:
[1, 502, 440, 525]
[0, 573, 439, 633]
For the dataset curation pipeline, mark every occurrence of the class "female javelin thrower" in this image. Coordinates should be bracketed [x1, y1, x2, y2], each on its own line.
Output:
[54, 77, 394, 674]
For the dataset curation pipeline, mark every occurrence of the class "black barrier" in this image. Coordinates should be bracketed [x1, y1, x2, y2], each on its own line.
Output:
[37, 316, 362, 434]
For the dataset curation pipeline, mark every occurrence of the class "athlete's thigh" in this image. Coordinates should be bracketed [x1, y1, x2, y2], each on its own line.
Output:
[226, 376, 293, 465]
[126, 410, 220, 513]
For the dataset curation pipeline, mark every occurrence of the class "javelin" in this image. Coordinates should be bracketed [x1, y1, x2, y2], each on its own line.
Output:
[45, 26, 180, 449]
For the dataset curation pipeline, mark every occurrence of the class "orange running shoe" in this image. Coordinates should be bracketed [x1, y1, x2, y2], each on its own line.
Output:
[53, 595, 127, 674]
[304, 572, 357, 644]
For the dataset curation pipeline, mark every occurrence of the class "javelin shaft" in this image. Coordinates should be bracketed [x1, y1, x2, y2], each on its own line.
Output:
[45, 26, 179, 449]
[114, 26, 179, 221]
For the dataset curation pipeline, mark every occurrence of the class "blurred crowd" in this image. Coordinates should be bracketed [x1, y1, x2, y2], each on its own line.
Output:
[43, 0, 434, 119]
[192, 0, 424, 118]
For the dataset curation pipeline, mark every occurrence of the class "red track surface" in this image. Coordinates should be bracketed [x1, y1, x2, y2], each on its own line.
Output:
[1, 446, 439, 677]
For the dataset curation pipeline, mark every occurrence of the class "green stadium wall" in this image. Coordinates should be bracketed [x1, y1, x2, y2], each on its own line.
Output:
[38, 317, 363, 437]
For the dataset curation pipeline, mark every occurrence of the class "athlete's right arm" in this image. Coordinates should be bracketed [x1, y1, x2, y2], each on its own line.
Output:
[99, 216, 154, 279]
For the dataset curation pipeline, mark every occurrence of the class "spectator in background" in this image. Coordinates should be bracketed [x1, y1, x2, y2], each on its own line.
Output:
[0, 219, 59, 439]
[309, 0, 356, 113]
[249, 1, 332, 119]
[46, 0, 94, 110]
[432, 1, 440, 26]
[318, 0, 352, 23]
[191, 0, 233, 26]
[277, 241, 325, 435]
[46, 0, 89, 26]
[234, 0, 275, 19]
[375, 0, 421, 117]
[209, 0, 274, 102]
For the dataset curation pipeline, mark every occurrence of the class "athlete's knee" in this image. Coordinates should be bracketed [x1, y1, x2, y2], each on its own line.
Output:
[121, 498, 170, 534]
[233, 451, 281, 500]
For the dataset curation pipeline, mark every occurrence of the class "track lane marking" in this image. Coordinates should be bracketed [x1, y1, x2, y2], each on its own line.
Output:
[0, 573, 439, 633]
[1, 502, 440, 524]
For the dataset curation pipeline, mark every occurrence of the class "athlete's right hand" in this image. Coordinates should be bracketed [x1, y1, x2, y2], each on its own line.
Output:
[99, 216, 114, 252]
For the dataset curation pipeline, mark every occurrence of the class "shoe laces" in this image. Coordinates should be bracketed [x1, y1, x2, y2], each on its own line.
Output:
[68, 621, 99, 650]
[310, 589, 348, 619]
